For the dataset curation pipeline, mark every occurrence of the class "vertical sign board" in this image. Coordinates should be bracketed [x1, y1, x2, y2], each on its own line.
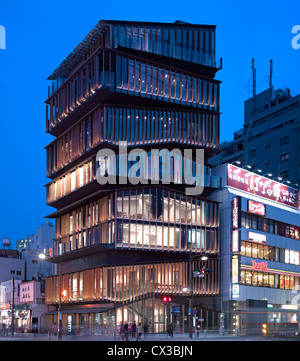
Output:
[232, 196, 241, 253]
[232, 254, 240, 284]
[232, 229, 240, 253]
[232, 196, 241, 230]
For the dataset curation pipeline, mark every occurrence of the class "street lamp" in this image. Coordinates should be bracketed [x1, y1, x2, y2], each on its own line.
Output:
[39, 253, 62, 340]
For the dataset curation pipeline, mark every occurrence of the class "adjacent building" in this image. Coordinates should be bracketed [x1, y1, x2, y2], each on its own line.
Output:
[44, 19, 222, 334]
[0, 223, 55, 334]
[210, 87, 300, 187]
[211, 163, 300, 334]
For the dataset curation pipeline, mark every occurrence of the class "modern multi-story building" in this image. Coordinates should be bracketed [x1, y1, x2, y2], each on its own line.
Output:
[210, 87, 300, 187]
[211, 163, 300, 334]
[44, 20, 221, 334]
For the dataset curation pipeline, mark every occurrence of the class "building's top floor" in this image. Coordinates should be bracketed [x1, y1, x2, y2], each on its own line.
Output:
[47, 19, 218, 83]
[244, 87, 300, 129]
[0, 249, 20, 259]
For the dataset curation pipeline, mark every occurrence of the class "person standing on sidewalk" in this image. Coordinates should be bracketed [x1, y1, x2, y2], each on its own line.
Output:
[143, 323, 148, 339]
[137, 323, 142, 340]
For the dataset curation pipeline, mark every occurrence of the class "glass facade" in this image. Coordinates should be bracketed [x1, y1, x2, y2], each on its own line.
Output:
[242, 212, 300, 240]
[53, 188, 219, 256]
[45, 259, 219, 305]
[111, 24, 216, 67]
[46, 49, 220, 132]
[46, 104, 219, 178]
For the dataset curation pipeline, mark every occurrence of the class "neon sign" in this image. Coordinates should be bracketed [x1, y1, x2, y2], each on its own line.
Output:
[251, 260, 268, 272]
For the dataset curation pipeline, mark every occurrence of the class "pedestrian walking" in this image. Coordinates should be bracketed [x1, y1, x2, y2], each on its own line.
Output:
[131, 320, 136, 338]
[124, 323, 129, 341]
[120, 323, 125, 340]
[52, 322, 58, 336]
[143, 323, 148, 339]
[137, 323, 142, 340]
[167, 323, 173, 337]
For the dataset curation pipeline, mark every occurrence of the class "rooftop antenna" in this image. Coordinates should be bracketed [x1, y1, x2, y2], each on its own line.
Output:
[251, 58, 257, 115]
[269, 59, 273, 88]
[252, 58, 256, 97]
[245, 79, 251, 98]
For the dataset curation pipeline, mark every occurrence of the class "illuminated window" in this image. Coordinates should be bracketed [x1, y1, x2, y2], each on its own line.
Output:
[71, 171, 76, 191]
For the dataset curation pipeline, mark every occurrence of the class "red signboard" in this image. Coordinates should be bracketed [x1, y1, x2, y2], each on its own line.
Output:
[227, 164, 300, 210]
[248, 200, 266, 216]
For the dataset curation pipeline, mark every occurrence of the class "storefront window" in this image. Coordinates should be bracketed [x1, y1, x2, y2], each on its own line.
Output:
[245, 271, 252, 285]
[246, 242, 252, 257]
[258, 244, 264, 259]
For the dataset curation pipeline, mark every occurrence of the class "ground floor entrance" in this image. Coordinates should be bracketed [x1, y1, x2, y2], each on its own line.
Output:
[45, 296, 220, 335]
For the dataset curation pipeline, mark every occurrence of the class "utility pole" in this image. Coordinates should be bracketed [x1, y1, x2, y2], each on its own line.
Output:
[11, 277, 15, 337]
[188, 252, 193, 339]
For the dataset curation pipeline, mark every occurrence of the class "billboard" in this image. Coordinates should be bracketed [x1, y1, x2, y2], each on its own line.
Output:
[227, 164, 300, 210]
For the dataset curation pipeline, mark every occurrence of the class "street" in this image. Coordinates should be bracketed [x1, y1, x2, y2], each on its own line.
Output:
[0, 331, 298, 342]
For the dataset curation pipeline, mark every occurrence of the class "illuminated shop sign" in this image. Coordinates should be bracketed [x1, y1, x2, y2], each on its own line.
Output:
[232, 255, 239, 284]
[227, 164, 300, 210]
[248, 200, 266, 216]
[232, 229, 240, 253]
[232, 284, 239, 298]
[251, 260, 268, 272]
[232, 196, 241, 229]
[248, 231, 266, 244]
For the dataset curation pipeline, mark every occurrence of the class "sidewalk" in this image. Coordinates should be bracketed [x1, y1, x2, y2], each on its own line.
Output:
[0, 331, 238, 342]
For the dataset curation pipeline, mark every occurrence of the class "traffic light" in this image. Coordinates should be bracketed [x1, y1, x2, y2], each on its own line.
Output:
[262, 323, 268, 335]
[162, 296, 172, 304]
[193, 268, 213, 278]
[193, 269, 205, 278]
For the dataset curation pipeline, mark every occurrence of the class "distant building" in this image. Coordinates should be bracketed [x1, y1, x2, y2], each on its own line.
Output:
[16, 236, 34, 252]
[0, 250, 24, 283]
[16, 221, 55, 254]
[210, 87, 300, 187]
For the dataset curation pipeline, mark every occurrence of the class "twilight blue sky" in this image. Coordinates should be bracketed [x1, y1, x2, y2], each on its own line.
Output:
[0, 0, 299, 247]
